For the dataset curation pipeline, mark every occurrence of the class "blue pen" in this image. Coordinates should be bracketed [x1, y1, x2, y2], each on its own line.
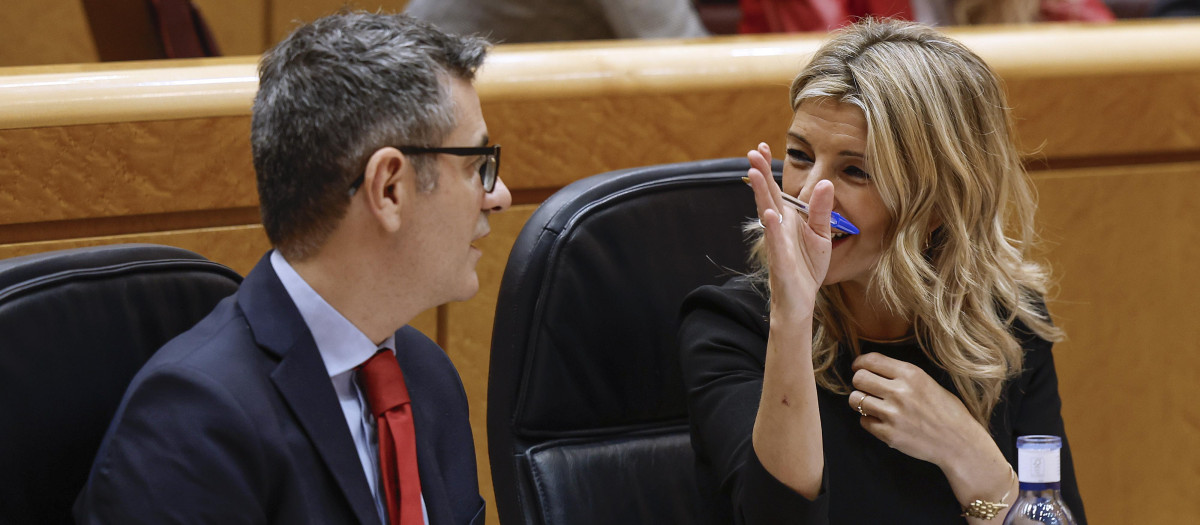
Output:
[742, 177, 859, 235]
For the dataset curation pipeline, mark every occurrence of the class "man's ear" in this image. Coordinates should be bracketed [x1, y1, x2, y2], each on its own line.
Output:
[359, 147, 409, 233]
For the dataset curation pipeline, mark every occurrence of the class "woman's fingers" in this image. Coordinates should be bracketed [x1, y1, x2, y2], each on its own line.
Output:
[755, 143, 786, 210]
[747, 147, 785, 220]
[746, 146, 794, 264]
[858, 414, 897, 447]
[851, 367, 893, 399]
[849, 369, 901, 426]
[746, 151, 776, 223]
[746, 173, 775, 224]
[849, 390, 896, 438]
[848, 390, 872, 415]
[807, 179, 835, 239]
[848, 352, 984, 465]
[749, 142, 772, 173]
[852, 352, 917, 380]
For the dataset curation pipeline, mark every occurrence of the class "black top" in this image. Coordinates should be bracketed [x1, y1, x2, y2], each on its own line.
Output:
[678, 277, 1086, 525]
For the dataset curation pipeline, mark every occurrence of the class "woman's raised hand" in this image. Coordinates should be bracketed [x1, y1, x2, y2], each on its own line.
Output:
[744, 142, 834, 323]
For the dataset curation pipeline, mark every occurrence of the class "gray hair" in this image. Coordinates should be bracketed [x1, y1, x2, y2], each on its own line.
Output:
[252, 10, 489, 260]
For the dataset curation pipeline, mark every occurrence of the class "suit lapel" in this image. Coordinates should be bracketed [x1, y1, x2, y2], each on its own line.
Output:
[239, 253, 381, 525]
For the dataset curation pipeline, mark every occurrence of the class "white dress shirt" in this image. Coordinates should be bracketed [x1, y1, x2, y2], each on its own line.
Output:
[271, 251, 428, 525]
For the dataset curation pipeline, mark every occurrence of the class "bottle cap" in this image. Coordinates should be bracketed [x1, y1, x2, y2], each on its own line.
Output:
[1016, 435, 1061, 483]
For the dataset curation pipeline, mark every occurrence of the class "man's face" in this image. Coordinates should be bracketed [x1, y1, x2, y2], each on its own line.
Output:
[404, 77, 512, 306]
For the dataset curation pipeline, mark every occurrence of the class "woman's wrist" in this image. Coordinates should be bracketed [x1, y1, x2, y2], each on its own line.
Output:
[933, 416, 995, 475]
[960, 464, 1017, 520]
[937, 429, 1015, 514]
[766, 311, 815, 351]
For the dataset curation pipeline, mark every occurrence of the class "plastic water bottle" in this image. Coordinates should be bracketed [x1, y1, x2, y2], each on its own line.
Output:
[1002, 435, 1077, 525]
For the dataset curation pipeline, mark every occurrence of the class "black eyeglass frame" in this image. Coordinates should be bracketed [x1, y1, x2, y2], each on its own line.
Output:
[348, 145, 501, 196]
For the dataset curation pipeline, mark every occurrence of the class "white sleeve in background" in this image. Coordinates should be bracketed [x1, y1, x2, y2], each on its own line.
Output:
[599, 0, 711, 39]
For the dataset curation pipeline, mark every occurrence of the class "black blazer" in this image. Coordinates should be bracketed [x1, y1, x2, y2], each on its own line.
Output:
[75, 253, 485, 524]
[679, 277, 1086, 524]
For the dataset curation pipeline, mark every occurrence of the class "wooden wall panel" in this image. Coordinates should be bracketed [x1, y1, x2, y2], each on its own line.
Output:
[1033, 161, 1200, 523]
[484, 89, 793, 195]
[0, 116, 256, 226]
[1008, 72, 1200, 161]
[0, 0, 97, 67]
[442, 205, 537, 525]
[0, 223, 440, 340]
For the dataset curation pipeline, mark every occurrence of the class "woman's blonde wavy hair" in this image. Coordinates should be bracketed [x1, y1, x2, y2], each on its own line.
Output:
[747, 19, 1062, 426]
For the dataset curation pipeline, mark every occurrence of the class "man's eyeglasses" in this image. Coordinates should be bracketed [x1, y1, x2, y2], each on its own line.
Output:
[348, 145, 501, 196]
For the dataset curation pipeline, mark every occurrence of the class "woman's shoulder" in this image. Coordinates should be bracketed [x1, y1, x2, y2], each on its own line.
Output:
[1004, 291, 1056, 353]
[680, 275, 770, 338]
[994, 293, 1063, 386]
[683, 275, 768, 315]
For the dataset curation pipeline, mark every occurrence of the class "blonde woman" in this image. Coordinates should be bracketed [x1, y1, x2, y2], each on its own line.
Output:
[679, 19, 1085, 524]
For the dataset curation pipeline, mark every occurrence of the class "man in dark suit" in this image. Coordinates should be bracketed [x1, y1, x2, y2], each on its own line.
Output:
[74, 11, 510, 525]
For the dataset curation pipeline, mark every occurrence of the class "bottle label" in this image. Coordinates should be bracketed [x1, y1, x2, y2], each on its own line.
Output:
[1017, 445, 1060, 483]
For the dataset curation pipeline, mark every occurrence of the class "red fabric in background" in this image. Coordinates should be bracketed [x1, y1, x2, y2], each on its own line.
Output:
[1041, 0, 1117, 21]
[149, 0, 221, 58]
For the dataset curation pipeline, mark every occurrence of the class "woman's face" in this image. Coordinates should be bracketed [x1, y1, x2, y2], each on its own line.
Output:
[784, 99, 892, 290]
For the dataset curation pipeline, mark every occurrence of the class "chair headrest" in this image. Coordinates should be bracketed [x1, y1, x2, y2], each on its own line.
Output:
[0, 244, 242, 524]
[490, 158, 773, 439]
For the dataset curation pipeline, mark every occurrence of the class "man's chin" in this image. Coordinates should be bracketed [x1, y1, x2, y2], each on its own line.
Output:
[446, 275, 481, 304]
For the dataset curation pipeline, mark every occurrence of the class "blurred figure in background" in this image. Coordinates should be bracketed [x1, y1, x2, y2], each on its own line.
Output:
[404, 0, 709, 43]
[1152, 0, 1200, 16]
[740, 0, 1113, 33]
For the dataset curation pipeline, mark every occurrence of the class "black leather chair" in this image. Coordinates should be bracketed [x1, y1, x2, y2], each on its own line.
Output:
[0, 244, 242, 525]
[489, 158, 781, 525]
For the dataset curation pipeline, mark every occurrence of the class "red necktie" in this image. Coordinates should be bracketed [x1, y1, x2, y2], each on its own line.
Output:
[360, 350, 423, 525]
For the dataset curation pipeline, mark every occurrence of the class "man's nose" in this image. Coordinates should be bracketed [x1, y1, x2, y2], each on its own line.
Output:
[483, 177, 513, 212]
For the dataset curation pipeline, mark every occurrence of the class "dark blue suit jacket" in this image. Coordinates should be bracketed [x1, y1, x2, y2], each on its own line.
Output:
[75, 253, 485, 524]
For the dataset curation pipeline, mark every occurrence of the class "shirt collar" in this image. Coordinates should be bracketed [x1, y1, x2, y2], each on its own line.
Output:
[270, 250, 395, 377]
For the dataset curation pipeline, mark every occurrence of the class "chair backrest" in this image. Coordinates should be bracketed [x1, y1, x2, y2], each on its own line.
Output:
[0, 244, 241, 525]
[488, 158, 779, 525]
